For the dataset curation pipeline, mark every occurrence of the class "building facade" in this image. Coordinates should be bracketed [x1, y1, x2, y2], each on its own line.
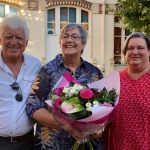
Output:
[0, 0, 129, 74]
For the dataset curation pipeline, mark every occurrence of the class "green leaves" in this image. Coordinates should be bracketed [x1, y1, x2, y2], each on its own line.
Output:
[93, 87, 117, 105]
[116, 0, 150, 36]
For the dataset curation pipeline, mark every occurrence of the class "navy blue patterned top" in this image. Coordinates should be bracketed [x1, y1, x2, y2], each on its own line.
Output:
[26, 54, 103, 150]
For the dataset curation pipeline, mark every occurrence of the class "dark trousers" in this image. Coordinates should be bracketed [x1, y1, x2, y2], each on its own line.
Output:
[0, 139, 34, 150]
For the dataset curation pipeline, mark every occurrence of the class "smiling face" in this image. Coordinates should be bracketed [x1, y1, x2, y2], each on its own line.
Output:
[0, 26, 28, 62]
[125, 37, 150, 69]
[60, 28, 86, 57]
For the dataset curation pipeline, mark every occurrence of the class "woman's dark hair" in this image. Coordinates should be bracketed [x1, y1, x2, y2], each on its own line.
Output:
[122, 32, 150, 55]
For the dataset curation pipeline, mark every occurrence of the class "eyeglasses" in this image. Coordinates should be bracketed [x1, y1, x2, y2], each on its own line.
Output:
[10, 82, 23, 102]
[61, 34, 81, 41]
[126, 46, 146, 52]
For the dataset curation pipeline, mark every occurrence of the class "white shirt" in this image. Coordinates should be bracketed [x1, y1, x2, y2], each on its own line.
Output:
[0, 53, 41, 137]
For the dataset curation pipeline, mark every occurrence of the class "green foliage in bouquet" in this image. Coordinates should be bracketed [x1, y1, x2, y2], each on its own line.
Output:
[92, 87, 117, 105]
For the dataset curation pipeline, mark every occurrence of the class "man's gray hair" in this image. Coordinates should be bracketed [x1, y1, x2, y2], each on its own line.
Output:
[0, 15, 29, 40]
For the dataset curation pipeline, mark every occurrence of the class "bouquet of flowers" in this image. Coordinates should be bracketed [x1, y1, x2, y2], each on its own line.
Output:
[46, 71, 120, 149]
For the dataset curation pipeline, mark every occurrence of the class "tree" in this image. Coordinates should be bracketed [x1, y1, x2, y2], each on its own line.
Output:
[116, 0, 150, 36]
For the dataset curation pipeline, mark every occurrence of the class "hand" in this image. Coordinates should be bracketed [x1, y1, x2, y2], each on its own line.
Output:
[60, 119, 87, 140]
[89, 124, 105, 139]
[53, 113, 87, 140]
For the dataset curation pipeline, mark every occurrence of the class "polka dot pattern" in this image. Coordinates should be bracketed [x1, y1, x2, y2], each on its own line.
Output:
[108, 68, 150, 150]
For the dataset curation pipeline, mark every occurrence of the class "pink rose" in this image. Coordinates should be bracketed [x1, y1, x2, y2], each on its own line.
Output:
[79, 88, 94, 100]
[55, 88, 63, 96]
[54, 98, 62, 109]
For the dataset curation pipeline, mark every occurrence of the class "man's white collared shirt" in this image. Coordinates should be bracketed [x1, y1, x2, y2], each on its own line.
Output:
[0, 53, 41, 137]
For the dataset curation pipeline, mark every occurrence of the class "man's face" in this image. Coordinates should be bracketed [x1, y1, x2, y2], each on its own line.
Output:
[0, 26, 28, 61]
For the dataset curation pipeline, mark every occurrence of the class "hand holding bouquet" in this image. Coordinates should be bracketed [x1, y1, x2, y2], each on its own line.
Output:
[46, 71, 120, 149]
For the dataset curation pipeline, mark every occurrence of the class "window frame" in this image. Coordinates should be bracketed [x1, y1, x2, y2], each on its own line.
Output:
[114, 17, 131, 65]
[0, 4, 18, 19]
[47, 8, 56, 34]
[0, 4, 5, 17]
[60, 7, 76, 30]
[47, 6, 89, 35]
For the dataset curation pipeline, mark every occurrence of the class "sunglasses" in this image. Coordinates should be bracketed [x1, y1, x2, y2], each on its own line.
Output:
[10, 82, 23, 102]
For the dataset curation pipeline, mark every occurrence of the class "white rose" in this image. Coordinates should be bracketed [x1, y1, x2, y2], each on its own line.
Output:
[86, 102, 92, 107]
[69, 88, 77, 95]
[93, 100, 99, 106]
[73, 84, 84, 91]
[86, 107, 92, 111]
[63, 87, 70, 93]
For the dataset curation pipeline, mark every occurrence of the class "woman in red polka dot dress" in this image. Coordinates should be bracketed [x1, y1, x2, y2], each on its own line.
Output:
[104, 32, 150, 150]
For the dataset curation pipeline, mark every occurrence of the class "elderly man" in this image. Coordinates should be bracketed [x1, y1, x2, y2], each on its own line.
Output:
[0, 16, 41, 150]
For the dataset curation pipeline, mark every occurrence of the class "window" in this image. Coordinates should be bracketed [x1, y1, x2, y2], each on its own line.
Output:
[114, 16, 131, 65]
[81, 10, 88, 30]
[0, 4, 5, 17]
[9, 6, 18, 16]
[125, 30, 131, 39]
[47, 8, 55, 34]
[47, 7, 89, 35]
[114, 27, 121, 64]
[60, 7, 76, 29]
[0, 4, 18, 18]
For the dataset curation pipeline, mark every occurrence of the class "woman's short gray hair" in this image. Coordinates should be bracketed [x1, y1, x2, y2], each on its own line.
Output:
[122, 32, 150, 55]
[60, 23, 88, 45]
[0, 15, 29, 40]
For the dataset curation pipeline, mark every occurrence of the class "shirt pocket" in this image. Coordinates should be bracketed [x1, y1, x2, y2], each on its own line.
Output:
[22, 75, 36, 95]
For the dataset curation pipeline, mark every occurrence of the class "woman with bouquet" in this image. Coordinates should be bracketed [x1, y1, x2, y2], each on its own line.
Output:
[26, 24, 104, 149]
[104, 32, 150, 150]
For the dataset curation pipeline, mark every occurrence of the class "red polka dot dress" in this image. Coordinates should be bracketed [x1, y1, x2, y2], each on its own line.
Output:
[107, 68, 150, 150]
